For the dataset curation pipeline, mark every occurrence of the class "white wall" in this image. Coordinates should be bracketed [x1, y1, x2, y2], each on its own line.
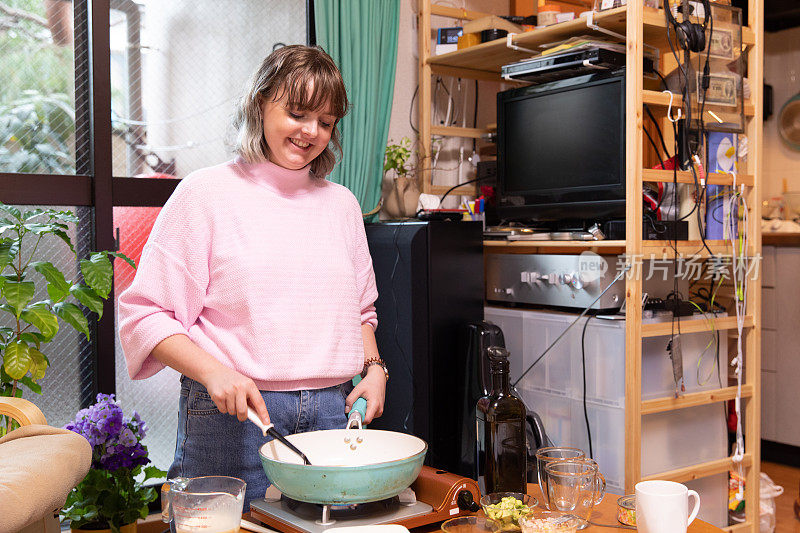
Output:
[762, 26, 800, 202]
[385, 0, 511, 209]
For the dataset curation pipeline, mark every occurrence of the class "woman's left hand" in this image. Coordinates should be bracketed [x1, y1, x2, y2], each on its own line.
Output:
[345, 365, 386, 424]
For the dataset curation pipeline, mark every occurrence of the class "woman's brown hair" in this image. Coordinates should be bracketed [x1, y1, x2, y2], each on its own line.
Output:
[233, 45, 349, 178]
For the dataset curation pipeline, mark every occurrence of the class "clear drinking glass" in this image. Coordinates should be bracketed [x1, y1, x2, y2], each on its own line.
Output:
[534, 447, 585, 509]
[544, 458, 606, 530]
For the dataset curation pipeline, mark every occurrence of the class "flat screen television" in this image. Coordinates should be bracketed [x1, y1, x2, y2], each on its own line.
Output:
[496, 72, 626, 225]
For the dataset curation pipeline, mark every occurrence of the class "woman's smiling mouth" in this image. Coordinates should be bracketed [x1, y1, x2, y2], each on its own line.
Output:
[290, 138, 311, 149]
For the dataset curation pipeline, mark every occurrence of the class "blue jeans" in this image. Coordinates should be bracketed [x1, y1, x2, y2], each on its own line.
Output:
[169, 376, 352, 509]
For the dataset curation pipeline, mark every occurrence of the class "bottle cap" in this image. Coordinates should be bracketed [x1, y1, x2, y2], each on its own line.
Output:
[487, 346, 510, 362]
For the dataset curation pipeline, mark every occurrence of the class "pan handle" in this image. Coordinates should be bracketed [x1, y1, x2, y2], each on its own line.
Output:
[351, 397, 368, 420]
[347, 397, 368, 429]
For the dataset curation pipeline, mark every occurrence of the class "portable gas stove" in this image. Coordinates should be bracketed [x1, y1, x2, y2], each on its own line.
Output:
[249, 466, 481, 532]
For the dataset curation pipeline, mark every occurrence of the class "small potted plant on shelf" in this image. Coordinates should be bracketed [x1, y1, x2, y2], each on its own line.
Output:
[0, 203, 134, 436]
[61, 393, 166, 533]
[382, 137, 421, 219]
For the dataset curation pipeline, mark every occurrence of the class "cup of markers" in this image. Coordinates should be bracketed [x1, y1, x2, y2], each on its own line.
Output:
[462, 196, 486, 225]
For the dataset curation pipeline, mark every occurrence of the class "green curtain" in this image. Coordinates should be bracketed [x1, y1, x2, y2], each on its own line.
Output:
[314, 0, 400, 217]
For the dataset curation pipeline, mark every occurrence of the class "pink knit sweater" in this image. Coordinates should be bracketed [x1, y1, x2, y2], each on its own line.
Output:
[118, 157, 378, 391]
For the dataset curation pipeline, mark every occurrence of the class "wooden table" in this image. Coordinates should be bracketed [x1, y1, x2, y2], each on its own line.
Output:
[413, 484, 725, 532]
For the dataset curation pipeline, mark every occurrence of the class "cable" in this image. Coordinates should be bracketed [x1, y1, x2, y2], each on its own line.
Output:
[111, 97, 236, 126]
[727, 171, 748, 500]
[438, 175, 490, 205]
[472, 80, 479, 153]
[644, 104, 671, 216]
[686, 300, 718, 385]
[512, 263, 631, 388]
[388, 223, 415, 432]
[697, 3, 714, 153]
[409, 84, 419, 134]
[669, 116, 682, 396]
[644, 104, 671, 160]
[581, 315, 594, 460]
[643, 127, 664, 169]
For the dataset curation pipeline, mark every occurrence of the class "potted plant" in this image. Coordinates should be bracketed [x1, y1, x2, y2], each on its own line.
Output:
[0, 202, 133, 436]
[61, 393, 166, 533]
[382, 137, 421, 219]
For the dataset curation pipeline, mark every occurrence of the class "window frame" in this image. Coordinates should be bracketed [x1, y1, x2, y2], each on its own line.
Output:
[0, 0, 312, 404]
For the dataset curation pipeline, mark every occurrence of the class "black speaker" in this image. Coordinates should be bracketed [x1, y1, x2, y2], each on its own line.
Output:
[365, 221, 484, 475]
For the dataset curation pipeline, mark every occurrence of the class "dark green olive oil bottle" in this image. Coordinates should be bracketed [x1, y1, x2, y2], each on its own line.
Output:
[476, 346, 527, 494]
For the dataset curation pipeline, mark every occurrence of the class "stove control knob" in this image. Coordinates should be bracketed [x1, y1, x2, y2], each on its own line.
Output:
[456, 490, 480, 512]
[547, 273, 560, 285]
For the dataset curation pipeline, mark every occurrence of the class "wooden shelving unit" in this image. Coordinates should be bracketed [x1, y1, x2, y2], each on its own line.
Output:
[418, 2, 762, 531]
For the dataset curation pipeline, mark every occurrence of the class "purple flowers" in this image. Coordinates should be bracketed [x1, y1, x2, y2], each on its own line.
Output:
[64, 393, 150, 471]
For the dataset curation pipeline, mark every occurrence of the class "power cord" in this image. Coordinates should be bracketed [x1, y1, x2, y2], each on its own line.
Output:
[512, 263, 631, 389]
[389, 223, 415, 432]
[581, 315, 594, 460]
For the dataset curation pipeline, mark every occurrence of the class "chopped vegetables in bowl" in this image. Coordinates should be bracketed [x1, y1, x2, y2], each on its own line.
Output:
[480, 492, 538, 532]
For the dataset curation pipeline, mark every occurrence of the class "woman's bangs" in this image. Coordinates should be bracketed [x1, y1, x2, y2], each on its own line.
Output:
[285, 68, 346, 118]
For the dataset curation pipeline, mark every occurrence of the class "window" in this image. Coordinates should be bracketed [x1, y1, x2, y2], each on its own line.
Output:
[1, 0, 309, 472]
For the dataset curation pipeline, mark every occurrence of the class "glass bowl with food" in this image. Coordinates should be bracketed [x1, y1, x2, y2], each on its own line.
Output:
[480, 492, 537, 532]
[519, 511, 582, 533]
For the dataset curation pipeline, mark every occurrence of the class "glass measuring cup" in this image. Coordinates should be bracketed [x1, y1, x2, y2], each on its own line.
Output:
[161, 476, 246, 533]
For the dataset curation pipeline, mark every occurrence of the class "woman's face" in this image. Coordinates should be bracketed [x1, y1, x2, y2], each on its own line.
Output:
[260, 91, 336, 171]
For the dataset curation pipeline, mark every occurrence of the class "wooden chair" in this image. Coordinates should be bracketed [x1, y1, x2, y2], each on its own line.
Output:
[0, 397, 91, 533]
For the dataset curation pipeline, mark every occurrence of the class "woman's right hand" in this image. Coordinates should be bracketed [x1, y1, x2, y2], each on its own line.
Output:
[150, 334, 270, 424]
[202, 365, 270, 424]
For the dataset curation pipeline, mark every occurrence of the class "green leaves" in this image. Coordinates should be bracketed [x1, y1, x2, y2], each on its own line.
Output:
[27, 348, 48, 380]
[20, 303, 59, 340]
[32, 261, 70, 302]
[61, 464, 161, 530]
[4, 341, 30, 380]
[0, 202, 136, 398]
[143, 465, 168, 480]
[384, 137, 414, 177]
[2, 281, 34, 317]
[0, 239, 20, 271]
[0, 204, 21, 221]
[0, 91, 76, 174]
[80, 252, 113, 299]
[54, 302, 90, 340]
[108, 252, 136, 269]
[71, 284, 104, 319]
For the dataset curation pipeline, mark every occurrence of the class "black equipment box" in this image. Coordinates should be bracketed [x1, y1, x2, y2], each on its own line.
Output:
[501, 48, 654, 84]
[604, 218, 690, 240]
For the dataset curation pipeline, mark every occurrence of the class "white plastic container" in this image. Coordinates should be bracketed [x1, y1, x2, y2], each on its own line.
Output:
[485, 306, 729, 525]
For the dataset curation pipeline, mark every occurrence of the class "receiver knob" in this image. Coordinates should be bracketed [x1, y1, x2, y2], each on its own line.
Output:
[568, 272, 584, 290]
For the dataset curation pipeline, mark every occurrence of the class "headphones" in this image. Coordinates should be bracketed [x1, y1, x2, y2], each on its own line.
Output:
[664, 0, 711, 53]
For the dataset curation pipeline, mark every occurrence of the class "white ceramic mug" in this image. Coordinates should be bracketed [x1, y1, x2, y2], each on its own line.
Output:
[635, 480, 700, 533]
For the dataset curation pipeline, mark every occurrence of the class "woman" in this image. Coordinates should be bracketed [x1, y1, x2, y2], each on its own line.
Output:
[118, 45, 386, 506]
